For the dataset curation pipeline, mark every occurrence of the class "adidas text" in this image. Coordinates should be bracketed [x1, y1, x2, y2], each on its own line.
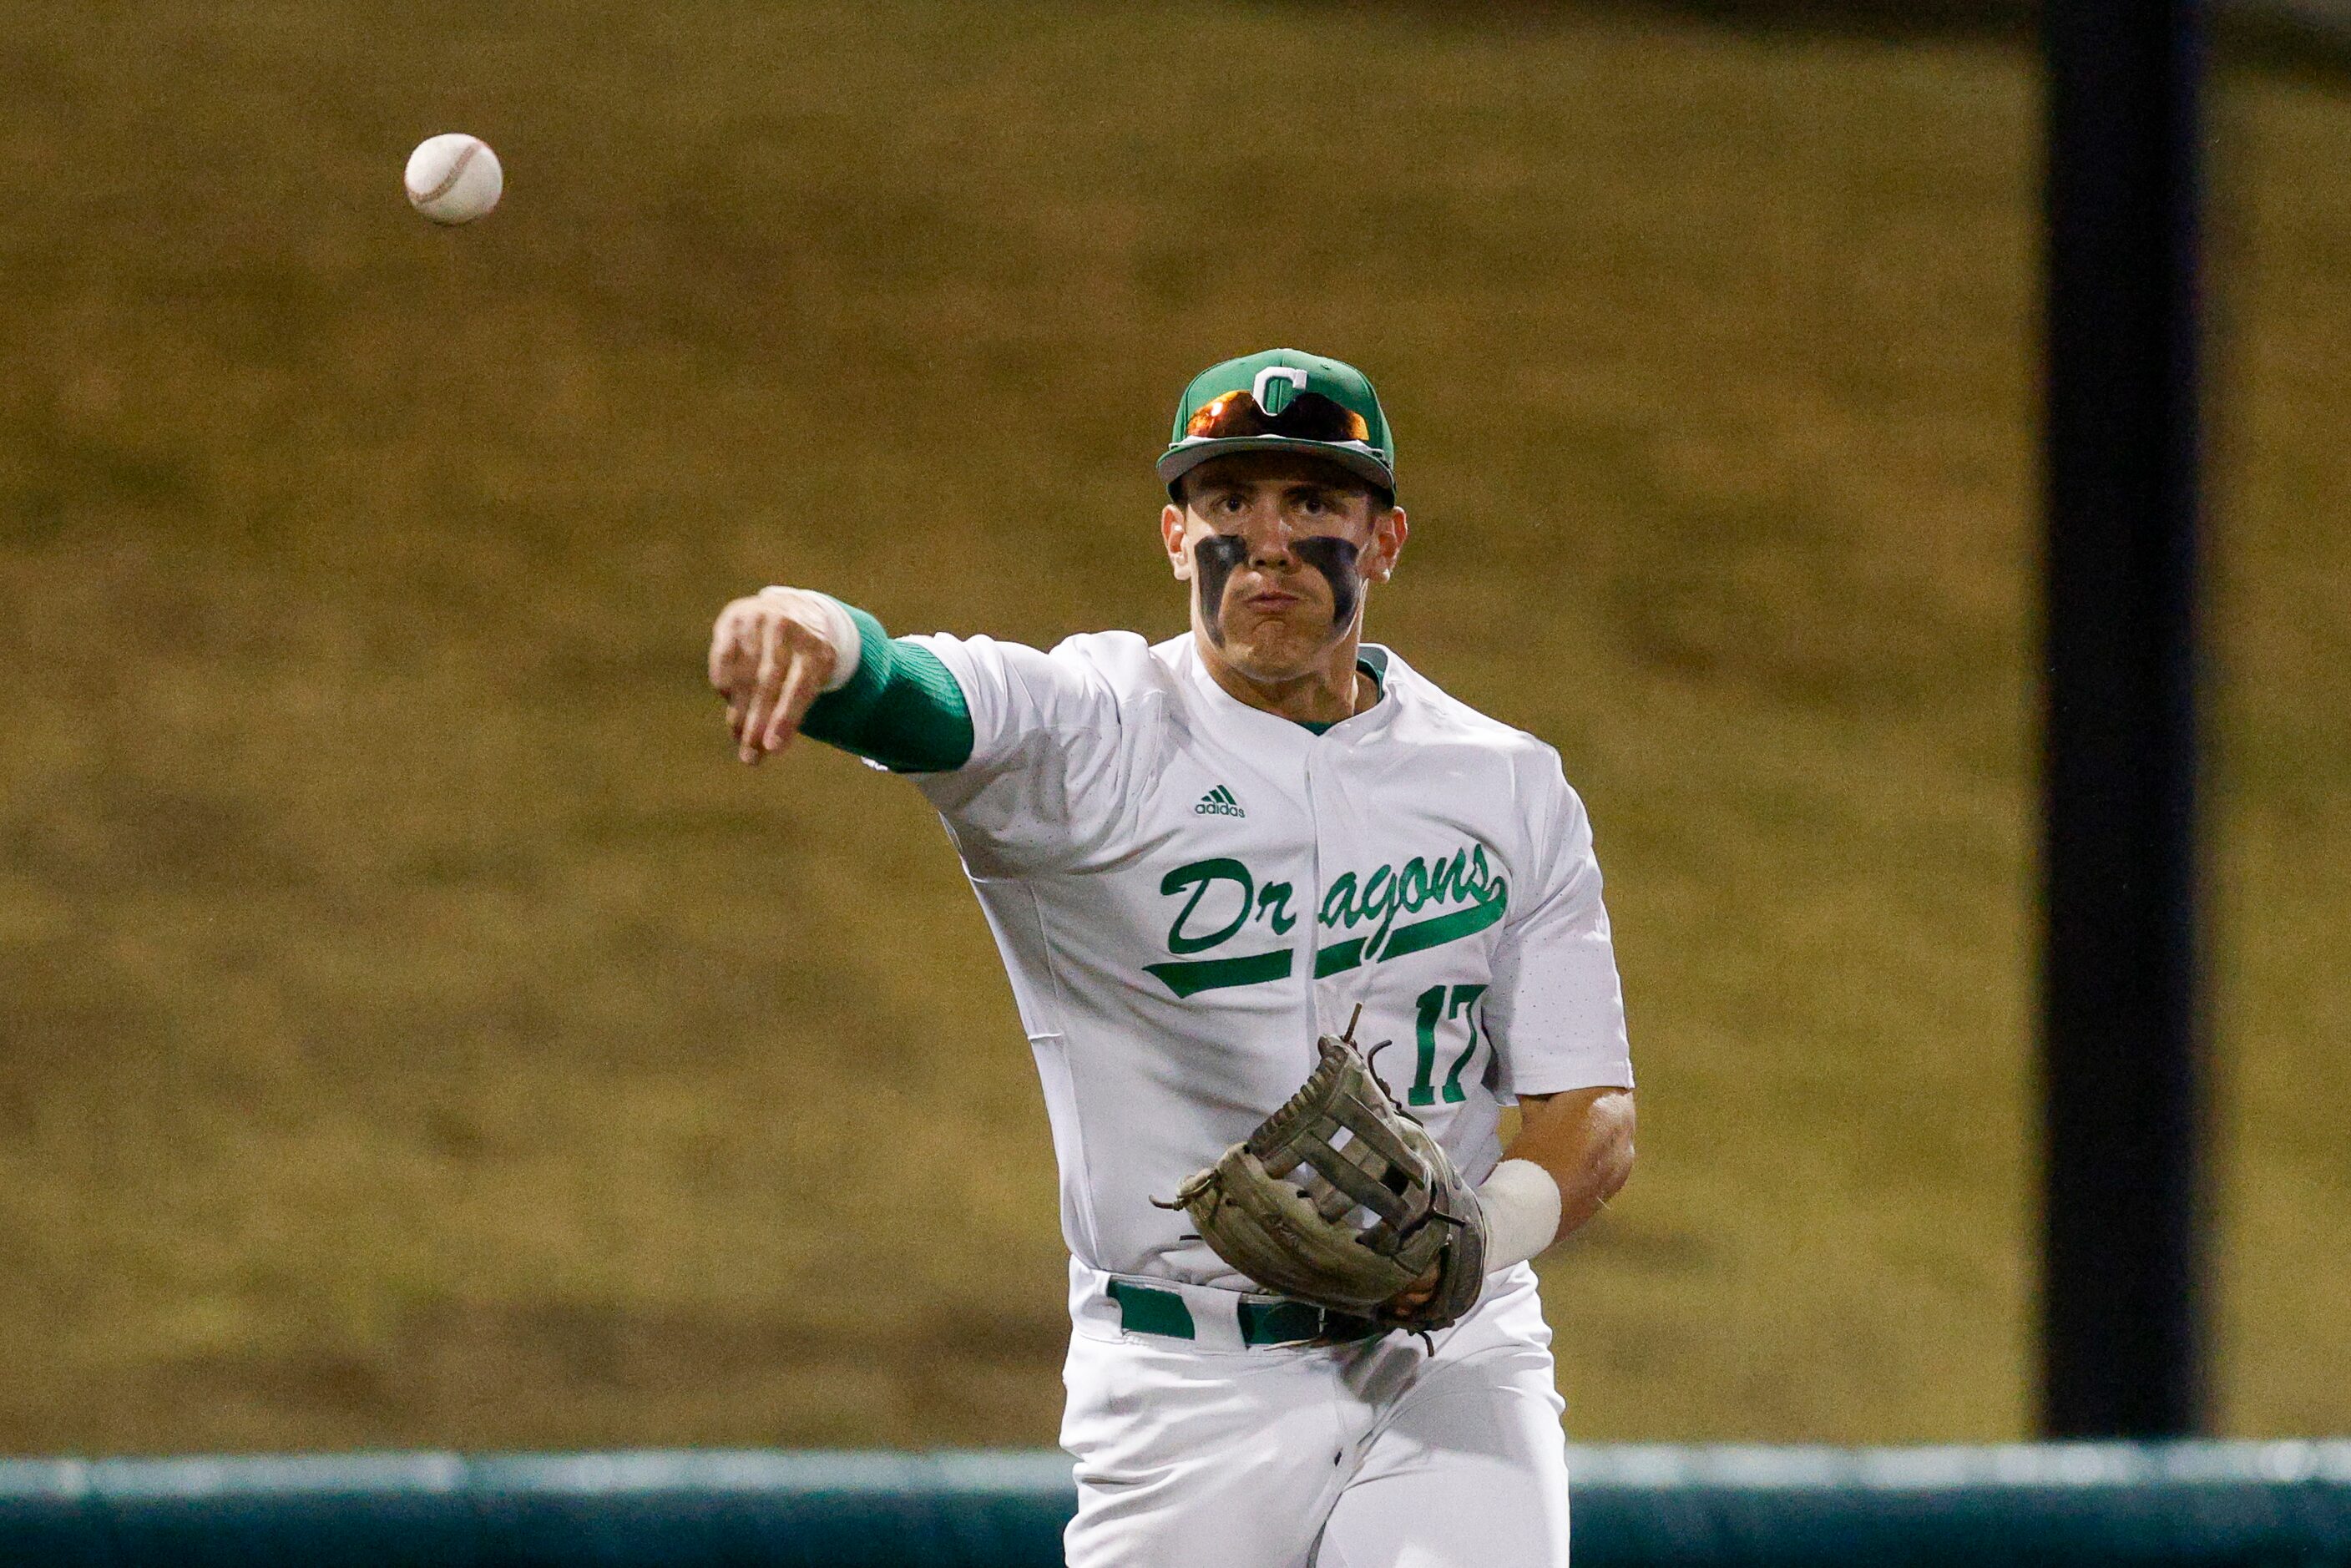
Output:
[1194, 786, 1246, 818]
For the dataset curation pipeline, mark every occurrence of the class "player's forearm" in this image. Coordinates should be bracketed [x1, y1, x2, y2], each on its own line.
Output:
[788, 594, 976, 772]
[1483, 1087, 1636, 1267]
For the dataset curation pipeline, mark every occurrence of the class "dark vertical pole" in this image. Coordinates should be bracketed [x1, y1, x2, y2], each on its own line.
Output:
[2040, 0, 2207, 1438]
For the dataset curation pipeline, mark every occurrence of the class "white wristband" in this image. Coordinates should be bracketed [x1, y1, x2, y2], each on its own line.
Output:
[1477, 1159, 1564, 1272]
[761, 586, 862, 692]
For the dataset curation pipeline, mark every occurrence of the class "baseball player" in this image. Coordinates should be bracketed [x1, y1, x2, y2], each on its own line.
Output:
[707, 349, 1635, 1566]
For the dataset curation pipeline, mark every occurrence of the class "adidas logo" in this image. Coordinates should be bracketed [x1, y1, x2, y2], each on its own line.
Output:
[1194, 785, 1246, 818]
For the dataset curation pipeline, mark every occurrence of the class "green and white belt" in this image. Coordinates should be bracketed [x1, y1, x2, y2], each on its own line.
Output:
[1107, 1279, 1381, 1348]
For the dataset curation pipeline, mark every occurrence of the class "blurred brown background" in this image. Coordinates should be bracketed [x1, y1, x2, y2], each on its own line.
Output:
[0, 0, 2344, 1454]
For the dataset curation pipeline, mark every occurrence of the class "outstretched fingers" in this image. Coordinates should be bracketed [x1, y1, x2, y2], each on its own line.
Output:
[761, 648, 824, 756]
[710, 594, 838, 766]
[737, 615, 788, 764]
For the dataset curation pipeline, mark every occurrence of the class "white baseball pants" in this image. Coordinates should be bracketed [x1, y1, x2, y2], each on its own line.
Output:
[1059, 1262, 1572, 1567]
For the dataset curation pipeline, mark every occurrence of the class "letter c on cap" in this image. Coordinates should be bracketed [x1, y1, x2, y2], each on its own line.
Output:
[1253, 366, 1308, 416]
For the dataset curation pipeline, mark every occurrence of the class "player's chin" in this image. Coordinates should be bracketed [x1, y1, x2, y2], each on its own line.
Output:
[1222, 628, 1337, 683]
[1223, 602, 1329, 653]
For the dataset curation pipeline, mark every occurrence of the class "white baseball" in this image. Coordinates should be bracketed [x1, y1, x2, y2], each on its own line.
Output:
[404, 134, 503, 225]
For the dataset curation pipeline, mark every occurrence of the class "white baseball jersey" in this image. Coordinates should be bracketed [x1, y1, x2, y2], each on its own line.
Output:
[902, 629, 1633, 1291]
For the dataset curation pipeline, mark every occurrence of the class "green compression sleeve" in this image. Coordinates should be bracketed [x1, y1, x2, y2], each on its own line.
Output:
[798, 605, 975, 773]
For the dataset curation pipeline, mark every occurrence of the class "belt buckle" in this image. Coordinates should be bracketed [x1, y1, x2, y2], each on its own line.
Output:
[1237, 1298, 1383, 1347]
[1236, 1297, 1322, 1346]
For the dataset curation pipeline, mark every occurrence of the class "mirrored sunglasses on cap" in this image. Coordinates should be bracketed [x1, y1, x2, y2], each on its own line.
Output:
[1183, 388, 1373, 445]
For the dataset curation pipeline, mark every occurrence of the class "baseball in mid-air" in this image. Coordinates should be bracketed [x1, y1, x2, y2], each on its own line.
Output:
[404, 134, 503, 225]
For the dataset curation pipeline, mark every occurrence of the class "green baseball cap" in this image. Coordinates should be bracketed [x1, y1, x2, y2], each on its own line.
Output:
[1158, 348, 1397, 499]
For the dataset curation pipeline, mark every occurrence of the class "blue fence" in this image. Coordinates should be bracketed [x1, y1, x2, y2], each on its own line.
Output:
[3, 1442, 2348, 1566]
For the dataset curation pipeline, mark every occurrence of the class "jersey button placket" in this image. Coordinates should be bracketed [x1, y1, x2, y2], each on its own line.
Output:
[1299, 739, 1326, 1061]
[1302, 728, 1358, 1061]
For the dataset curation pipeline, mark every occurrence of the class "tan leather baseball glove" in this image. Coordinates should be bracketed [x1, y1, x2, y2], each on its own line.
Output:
[1160, 1026, 1489, 1336]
